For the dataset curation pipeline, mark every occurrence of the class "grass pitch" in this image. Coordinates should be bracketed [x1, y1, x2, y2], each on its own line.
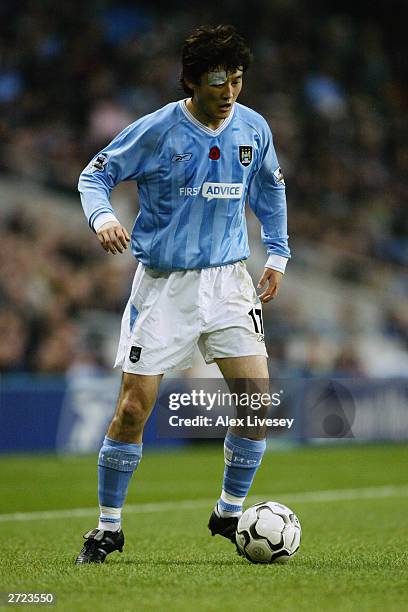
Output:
[1, 443, 408, 611]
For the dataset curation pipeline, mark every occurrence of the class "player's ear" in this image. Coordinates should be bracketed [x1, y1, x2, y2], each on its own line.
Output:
[184, 77, 197, 96]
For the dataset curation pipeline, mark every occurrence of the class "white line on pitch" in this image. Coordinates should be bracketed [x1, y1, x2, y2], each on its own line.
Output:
[1, 484, 408, 523]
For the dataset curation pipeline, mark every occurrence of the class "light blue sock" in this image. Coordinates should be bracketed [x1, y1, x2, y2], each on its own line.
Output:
[217, 432, 266, 517]
[97, 436, 142, 531]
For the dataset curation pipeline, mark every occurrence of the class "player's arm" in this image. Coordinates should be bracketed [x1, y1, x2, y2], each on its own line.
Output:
[248, 125, 290, 303]
[78, 121, 148, 254]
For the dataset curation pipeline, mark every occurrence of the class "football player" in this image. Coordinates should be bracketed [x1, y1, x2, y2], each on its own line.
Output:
[76, 24, 290, 563]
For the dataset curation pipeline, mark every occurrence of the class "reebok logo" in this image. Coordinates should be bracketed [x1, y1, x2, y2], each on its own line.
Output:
[172, 153, 192, 162]
[202, 182, 244, 201]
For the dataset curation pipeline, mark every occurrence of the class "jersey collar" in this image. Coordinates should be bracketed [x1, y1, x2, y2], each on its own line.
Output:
[179, 99, 235, 136]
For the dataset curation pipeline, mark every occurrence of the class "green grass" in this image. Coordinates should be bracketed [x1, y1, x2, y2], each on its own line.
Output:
[1, 444, 408, 611]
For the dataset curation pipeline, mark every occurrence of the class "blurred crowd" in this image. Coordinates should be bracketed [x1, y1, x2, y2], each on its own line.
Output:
[0, 0, 407, 375]
[0, 203, 136, 373]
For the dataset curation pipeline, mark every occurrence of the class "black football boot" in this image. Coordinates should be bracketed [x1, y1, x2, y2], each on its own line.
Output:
[75, 528, 124, 564]
[208, 508, 239, 542]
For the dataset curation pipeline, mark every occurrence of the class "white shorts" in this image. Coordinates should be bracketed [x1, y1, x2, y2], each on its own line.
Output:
[115, 261, 268, 375]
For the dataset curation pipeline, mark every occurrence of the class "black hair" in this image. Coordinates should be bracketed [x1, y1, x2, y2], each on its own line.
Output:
[180, 24, 252, 95]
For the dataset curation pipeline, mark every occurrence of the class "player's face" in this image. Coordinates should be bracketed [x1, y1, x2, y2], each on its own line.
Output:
[190, 67, 243, 126]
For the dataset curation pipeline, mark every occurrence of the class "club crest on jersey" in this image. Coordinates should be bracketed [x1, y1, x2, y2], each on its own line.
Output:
[129, 346, 142, 363]
[90, 153, 108, 172]
[239, 145, 253, 167]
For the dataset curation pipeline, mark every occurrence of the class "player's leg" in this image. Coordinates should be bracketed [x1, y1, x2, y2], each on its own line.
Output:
[209, 355, 269, 543]
[75, 372, 161, 564]
[75, 265, 199, 563]
[216, 354, 270, 438]
[107, 371, 162, 443]
[97, 371, 162, 528]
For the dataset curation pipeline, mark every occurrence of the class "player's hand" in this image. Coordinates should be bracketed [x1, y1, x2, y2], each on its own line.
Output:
[257, 268, 283, 303]
[96, 221, 130, 254]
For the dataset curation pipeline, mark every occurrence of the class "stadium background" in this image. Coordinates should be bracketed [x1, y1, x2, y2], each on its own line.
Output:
[0, 2, 407, 610]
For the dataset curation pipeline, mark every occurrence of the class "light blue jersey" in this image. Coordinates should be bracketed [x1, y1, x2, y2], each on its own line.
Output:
[79, 100, 290, 271]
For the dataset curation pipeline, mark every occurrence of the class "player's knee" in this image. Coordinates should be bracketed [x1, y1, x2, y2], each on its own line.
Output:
[118, 395, 149, 428]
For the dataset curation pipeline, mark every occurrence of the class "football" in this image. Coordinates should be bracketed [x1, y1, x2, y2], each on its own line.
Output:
[235, 501, 301, 563]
